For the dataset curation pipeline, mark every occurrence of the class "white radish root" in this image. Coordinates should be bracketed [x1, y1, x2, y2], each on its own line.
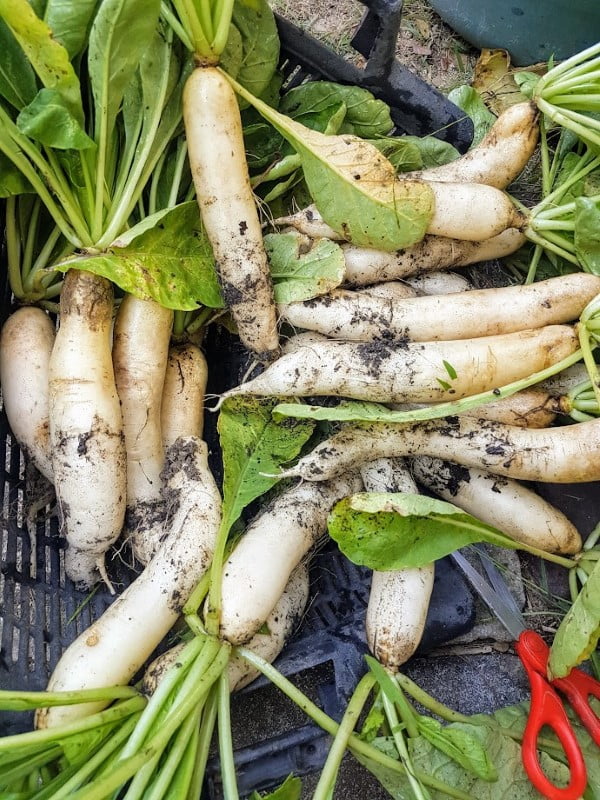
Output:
[113, 295, 173, 566]
[425, 181, 526, 241]
[361, 458, 434, 668]
[341, 228, 526, 285]
[410, 102, 539, 188]
[222, 326, 578, 404]
[161, 343, 208, 448]
[143, 563, 310, 695]
[404, 272, 472, 295]
[412, 456, 581, 554]
[280, 416, 600, 484]
[48, 270, 126, 589]
[279, 274, 600, 343]
[0, 306, 55, 481]
[36, 436, 221, 728]
[218, 472, 363, 646]
[184, 67, 279, 360]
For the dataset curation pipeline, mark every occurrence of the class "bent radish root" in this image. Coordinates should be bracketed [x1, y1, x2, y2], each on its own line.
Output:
[361, 458, 434, 668]
[113, 295, 173, 565]
[409, 102, 539, 189]
[0, 306, 55, 481]
[184, 67, 279, 361]
[36, 435, 221, 728]
[48, 270, 126, 589]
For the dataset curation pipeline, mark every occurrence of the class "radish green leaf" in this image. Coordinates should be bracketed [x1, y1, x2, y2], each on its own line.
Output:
[17, 88, 94, 149]
[328, 493, 521, 570]
[0, 0, 83, 121]
[43, 0, 99, 58]
[0, 17, 36, 109]
[548, 557, 600, 678]
[54, 202, 223, 310]
[218, 396, 315, 533]
[265, 231, 345, 303]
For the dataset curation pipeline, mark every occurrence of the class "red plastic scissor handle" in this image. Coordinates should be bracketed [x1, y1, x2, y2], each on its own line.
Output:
[552, 666, 600, 747]
[516, 630, 588, 800]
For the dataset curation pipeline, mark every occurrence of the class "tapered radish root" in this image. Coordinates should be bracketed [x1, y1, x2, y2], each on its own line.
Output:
[359, 282, 418, 300]
[218, 472, 363, 645]
[0, 307, 55, 481]
[223, 326, 578, 404]
[113, 295, 173, 565]
[361, 458, 434, 668]
[161, 343, 208, 447]
[341, 228, 526, 285]
[425, 181, 526, 241]
[184, 67, 279, 360]
[36, 436, 221, 728]
[412, 457, 581, 554]
[48, 270, 126, 589]
[412, 102, 539, 188]
[281, 416, 600, 484]
[279, 274, 600, 343]
[143, 564, 310, 695]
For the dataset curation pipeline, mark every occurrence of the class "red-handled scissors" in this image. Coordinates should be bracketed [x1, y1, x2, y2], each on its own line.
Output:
[452, 547, 600, 800]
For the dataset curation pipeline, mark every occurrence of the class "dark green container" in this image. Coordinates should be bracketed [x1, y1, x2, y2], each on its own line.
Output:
[428, 0, 600, 66]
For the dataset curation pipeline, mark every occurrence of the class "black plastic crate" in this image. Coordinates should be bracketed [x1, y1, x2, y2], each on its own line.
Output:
[0, 0, 480, 792]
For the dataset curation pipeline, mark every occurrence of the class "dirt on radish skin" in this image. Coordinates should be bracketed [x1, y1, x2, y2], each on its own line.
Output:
[280, 274, 600, 343]
[49, 270, 126, 590]
[223, 326, 578, 404]
[281, 415, 600, 485]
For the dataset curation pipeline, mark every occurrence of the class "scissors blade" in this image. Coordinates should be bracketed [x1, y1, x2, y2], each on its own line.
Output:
[451, 549, 525, 640]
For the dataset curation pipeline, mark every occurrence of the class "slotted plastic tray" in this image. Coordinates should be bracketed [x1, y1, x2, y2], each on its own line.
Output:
[0, 0, 477, 791]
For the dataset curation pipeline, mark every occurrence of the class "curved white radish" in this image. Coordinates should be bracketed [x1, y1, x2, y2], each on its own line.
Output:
[161, 343, 208, 448]
[143, 563, 310, 695]
[341, 228, 526, 285]
[425, 181, 526, 241]
[0, 306, 55, 481]
[113, 295, 173, 565]
[184, 67, 279, 360]
[279, 416, 600, 484]
[48, 270, 126, 589]
[36, 436, 221, 728]
[408, 102, 539, 188]
[412, 457, 581, 554]
[361, 458, 434, 669]
[218, 472, 363, 645]
[222, 326, 578, 404]
[279, 274, 600, 343]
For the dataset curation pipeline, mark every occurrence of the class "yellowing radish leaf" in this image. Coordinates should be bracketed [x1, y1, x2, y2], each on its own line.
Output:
[227, 73, 434, 250]
[54, 202, 223, 311]
[0, 0, 83, 121]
